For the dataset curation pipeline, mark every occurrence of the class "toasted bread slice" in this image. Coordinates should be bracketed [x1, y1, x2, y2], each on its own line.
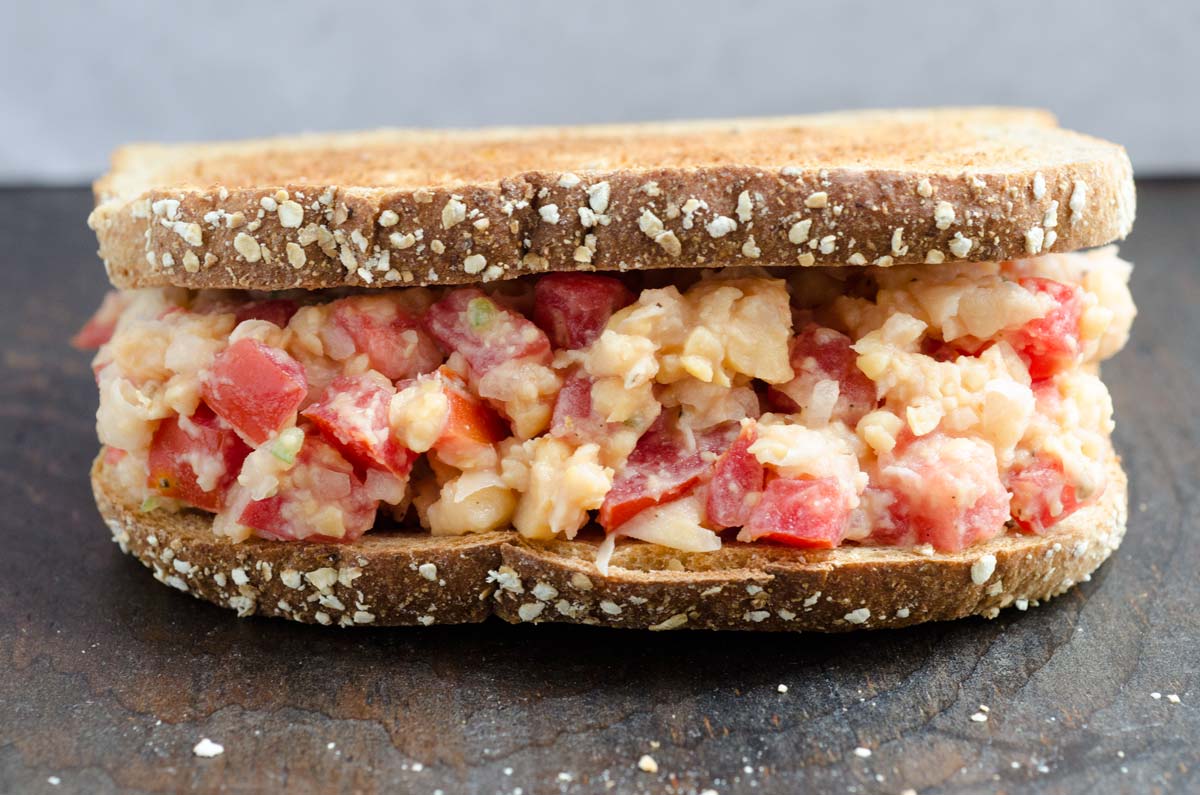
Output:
[93, 444, 1127, 631]
[89, 108, 1134, 292]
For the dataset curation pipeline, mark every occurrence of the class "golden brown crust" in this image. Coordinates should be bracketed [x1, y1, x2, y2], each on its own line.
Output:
[93, 447, 1127, 631]
[93, 458, 510, 626]
[88, 109, 1135, 291]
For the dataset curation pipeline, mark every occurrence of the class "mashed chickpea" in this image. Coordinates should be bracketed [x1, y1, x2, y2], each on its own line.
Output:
[87, 249, 1133, 554]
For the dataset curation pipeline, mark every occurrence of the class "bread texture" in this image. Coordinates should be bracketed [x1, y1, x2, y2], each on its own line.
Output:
[93, 446, 1128, 631]
[88, 108, 1135, 292]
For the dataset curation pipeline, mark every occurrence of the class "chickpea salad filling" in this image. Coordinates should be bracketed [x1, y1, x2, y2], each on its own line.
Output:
[77, 249, 1134, 567]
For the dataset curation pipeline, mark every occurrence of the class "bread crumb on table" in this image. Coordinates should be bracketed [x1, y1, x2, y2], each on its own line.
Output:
[193, 738, 224, 758]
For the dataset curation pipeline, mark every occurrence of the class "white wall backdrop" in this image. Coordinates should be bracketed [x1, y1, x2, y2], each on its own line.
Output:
[3, 0, 1197, 183]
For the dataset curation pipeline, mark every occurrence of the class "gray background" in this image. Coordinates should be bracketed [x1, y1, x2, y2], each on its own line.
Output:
[3, 0, 1198, 183]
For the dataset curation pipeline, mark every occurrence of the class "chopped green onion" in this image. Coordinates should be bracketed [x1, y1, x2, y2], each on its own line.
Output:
[467, 297, 496, 330]
[270, 427, 305, 464]
[139, 495, 160, 513]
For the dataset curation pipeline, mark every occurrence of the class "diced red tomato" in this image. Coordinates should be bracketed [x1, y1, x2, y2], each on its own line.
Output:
[599, 415, 739, 531]
[432, 367, 507, 466]
[769, 324, 877, 424]
[1009, 277, 1084, 381]
[742, 477, 851, 548]
[424, 288, 552, 376]
[147, 404, 251, 511]
[706, 424, 764, 528]
[233, 434, 377, 542]
[855, 487, 910, 545]
[327, 294, 442, 381]
[103, 447, 127, 467]
[234, 299, 299, 328]
[550, 370, 611, 445]
[441, 379, 506, 447]
[1007, 454, 1087, 534]
[202, 339, 307, 444]
[532, 273, 634, 350]
[873, 433, 1010, 552]
[72, 291, 125, 349]
[550, 369, 593, 432]
[302, 373, 416, 478]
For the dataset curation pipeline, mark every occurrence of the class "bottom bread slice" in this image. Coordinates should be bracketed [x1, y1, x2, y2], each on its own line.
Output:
[92, 449, 1128, 631]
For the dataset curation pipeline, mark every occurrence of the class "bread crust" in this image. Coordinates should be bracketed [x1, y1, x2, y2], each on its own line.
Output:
[93, 458, 510, 626]
[92, 447, 1127, 631]
[87, 109, 1135, 292]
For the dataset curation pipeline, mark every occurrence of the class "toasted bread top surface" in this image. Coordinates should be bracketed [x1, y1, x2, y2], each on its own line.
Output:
[89, 108, 1135, 291]
[99, 108, 1105, 196]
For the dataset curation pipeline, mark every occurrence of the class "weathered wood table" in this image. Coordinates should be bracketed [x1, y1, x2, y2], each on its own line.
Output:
[1, 184, 1195, 794]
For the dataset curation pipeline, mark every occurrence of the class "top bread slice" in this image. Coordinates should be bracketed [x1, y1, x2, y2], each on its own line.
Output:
[88, 108, 1135, 292]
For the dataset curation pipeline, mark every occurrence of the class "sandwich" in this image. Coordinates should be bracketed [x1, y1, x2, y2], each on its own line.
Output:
[78, 108, 1137, 630]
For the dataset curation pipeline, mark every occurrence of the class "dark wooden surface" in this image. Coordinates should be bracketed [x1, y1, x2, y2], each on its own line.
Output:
[0, 184, 1196, 795]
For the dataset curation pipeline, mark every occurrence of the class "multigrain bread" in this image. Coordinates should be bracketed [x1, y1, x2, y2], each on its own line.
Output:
[88, 109, 1135, 292]
[93, 447, 1127, 631]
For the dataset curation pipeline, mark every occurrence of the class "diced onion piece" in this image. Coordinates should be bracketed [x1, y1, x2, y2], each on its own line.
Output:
[806, 379, 840, 427]
[593, 533, 617, 576]
[616, 497, 722, 553]
[363, 469, 408, 505]
[449, 470, 508, 502]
